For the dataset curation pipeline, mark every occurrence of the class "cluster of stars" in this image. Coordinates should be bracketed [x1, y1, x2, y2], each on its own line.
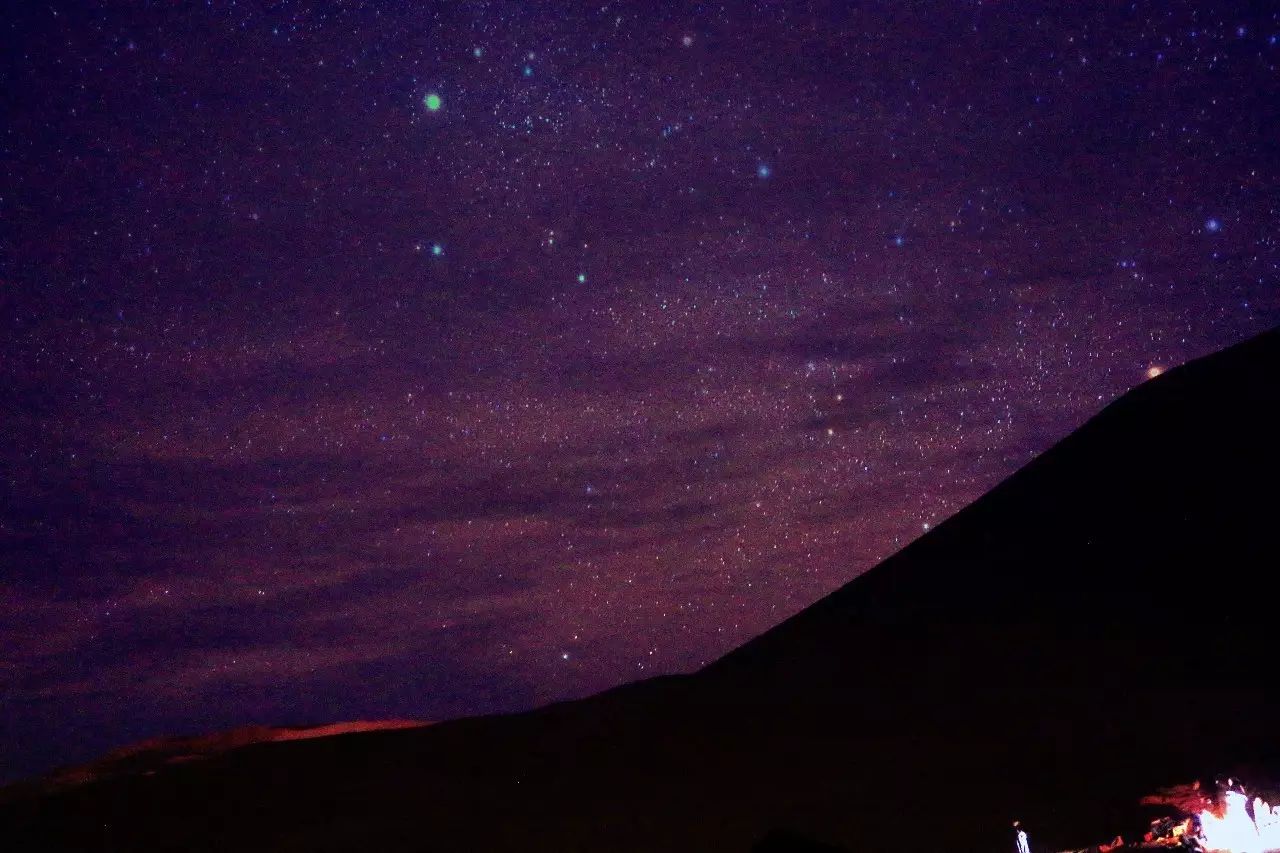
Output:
[1, 0, 1278, 783]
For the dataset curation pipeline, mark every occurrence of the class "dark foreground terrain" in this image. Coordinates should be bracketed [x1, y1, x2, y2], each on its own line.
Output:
[4, 328, 1279, 852]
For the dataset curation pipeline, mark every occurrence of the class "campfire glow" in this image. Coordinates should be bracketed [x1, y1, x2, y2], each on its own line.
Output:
[1198, 790, 1280, 853]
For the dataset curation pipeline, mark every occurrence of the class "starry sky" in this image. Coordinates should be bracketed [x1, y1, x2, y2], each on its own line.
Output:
[2, 0, 1278, 782]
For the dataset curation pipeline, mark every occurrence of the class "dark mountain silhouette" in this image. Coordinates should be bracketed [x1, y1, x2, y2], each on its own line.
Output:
[1, 721, 430, 796]
[3, 327, 1279, 853]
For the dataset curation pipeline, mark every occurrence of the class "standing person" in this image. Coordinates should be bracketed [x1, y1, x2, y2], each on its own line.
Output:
[1013, 821, 1032, 853]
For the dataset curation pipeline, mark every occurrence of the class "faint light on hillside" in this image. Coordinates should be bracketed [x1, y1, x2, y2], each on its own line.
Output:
[1146, 365, 1165, 380]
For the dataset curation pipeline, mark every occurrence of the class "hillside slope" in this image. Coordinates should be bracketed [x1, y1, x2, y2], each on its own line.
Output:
[3, 328, 1278, 853]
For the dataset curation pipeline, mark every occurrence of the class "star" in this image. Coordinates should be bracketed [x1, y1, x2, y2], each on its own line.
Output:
[1205, 218, 1222, 233]
[756, 163, 771, 179]
[423, 92, 442, 112]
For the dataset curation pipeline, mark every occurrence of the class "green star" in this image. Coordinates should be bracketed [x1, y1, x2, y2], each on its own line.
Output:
[424, 92, 442, 112]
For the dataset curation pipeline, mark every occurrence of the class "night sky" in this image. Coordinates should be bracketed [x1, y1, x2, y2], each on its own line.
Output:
[3, 1, 1278, 782]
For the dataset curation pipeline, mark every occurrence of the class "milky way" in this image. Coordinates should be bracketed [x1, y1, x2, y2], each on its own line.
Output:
[3, 1, 1278, 780]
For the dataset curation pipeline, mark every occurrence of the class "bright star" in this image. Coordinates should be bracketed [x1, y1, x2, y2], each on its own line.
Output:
[1146, 365, 1164, 379]
[1205, 218, 1222, 233]
[423, 92, 442, 111]
[431, 243, 443, 256]
[756, 163, 771, 179]
[577, 273, 586, 284]
[522, 65, 534, 77]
